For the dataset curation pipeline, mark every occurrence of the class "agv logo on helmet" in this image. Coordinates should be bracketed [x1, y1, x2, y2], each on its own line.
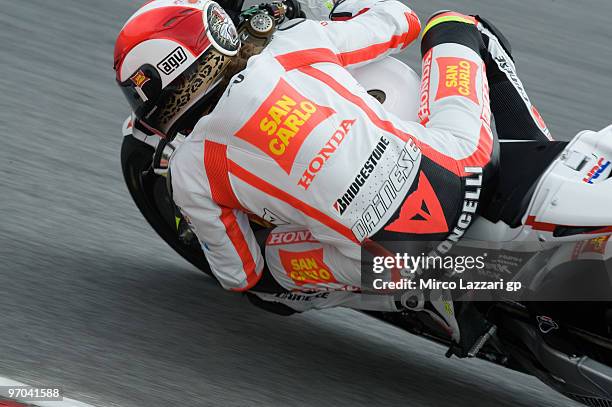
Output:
[157, 47, 188, 76]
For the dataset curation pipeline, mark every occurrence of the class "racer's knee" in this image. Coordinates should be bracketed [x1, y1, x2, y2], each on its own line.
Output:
[473, 15, 513, 57]
[421, 11, 487, 60]
[246, 227, 300, 315]
[262, 226, 360, 290]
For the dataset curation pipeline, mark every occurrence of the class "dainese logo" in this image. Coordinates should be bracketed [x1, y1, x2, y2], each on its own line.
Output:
[235, 78, 335, 174]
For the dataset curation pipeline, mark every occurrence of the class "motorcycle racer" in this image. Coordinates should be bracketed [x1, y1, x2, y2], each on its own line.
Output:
[115, 0, 553, 354]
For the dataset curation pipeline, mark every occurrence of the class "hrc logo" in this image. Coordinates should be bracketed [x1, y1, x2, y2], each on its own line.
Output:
[583, 157, 611, 184]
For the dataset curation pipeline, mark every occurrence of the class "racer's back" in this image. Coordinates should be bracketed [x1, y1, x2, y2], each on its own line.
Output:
[176, 18, 420, 251]
[169, 1, 494, 291]
[170, 2, 426, 290]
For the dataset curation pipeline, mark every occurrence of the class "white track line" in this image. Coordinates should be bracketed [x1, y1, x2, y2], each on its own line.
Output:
[0, 376, 99, 407]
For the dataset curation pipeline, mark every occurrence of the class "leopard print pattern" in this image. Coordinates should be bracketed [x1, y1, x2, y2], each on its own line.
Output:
[158, 50, 231, 129]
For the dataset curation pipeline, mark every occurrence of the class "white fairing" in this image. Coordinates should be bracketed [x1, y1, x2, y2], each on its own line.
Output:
[349, 57, 421, 122]
[525, 125, 612, 236]
[466, 125, 612, 244]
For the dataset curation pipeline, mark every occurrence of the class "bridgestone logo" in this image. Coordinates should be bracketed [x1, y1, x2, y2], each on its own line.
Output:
[157, 47, 188, 75]
[333, 136, 390, 215]
[352, 139, 421, 240]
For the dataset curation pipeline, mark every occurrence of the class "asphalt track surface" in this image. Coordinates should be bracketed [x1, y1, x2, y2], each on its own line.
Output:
[1, 0, 610, 406]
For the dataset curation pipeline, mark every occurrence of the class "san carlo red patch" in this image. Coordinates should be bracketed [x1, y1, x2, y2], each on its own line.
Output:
[235, 78, 335, 174]
[279, 248, 338, 286]
[129, 70, 149, 88]
[435, 57, 479, 105]
[572, 235, 610, 259]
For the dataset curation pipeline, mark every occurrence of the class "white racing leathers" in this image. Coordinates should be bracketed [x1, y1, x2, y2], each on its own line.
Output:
[170, 3, 495, 311]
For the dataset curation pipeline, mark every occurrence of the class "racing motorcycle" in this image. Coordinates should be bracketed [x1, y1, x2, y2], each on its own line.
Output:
[119, 1, 612, 404]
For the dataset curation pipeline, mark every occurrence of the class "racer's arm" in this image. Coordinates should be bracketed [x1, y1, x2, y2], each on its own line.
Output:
[170, 153, 264, 292]
[322, 0, 421, 67]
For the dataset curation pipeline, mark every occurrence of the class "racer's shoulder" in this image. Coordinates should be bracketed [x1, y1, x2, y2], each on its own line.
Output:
[277, 17, 317, 33]
[217, 52, 282, 104]
[267, 18, 334, 51]
[169, 133, 221, 209]
[169, 133, 204, 177]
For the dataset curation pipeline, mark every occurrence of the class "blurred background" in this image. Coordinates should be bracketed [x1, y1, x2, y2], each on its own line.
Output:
[1, 0, 610, 405]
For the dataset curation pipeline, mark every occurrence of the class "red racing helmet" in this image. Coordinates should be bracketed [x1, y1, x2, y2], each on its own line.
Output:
[114, 0, 240, 138]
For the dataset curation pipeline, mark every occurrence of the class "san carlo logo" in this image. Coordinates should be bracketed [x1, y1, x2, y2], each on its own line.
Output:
[235, 78, 335, 174]
[157, 47, 188, 76]
[435, 57, 479, 105]
[129, 70, 149, 88]
[279, 248, 338, 286]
